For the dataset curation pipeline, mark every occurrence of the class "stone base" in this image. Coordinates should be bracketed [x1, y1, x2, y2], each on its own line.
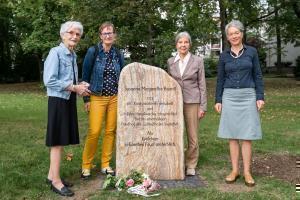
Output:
[157, 175, 207, 189]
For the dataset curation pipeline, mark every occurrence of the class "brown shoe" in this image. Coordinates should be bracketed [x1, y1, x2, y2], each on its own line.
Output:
[225, 171, 240, 184]
[244, 173, 255, 187]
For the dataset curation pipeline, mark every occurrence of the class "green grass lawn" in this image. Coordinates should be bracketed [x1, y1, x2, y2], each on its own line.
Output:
[0, 78, 299, 200]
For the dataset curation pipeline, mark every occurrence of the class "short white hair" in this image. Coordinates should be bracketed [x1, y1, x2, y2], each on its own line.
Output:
[175, 31, 192, 45]
[225, 20, 244, 36]
[60, 21, 83, 38]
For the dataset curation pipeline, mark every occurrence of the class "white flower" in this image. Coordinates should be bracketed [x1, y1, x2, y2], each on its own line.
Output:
[142, 173, 149, 179]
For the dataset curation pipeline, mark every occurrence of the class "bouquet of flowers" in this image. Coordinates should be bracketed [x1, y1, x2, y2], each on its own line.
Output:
[102, 170, 160, 197]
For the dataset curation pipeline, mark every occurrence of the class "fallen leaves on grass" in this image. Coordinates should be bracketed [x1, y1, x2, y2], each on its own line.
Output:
[66, 153, 73, 161]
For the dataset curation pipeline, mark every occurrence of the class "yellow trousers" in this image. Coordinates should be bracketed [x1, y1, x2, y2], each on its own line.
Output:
[82, 95, 117, 169]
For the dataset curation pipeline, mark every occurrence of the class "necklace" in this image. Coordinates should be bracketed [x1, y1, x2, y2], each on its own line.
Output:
[230, 47, 244, 59]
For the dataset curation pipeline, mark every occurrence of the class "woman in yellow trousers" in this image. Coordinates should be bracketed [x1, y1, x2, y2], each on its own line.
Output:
[81, 22, 124, 178]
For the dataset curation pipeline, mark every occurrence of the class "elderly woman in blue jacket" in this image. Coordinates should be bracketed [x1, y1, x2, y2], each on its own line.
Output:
[81, 22, 124, 178]
[43, 21, 90, 196]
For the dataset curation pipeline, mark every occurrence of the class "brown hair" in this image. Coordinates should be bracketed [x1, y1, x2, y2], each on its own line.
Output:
[98, 22, 116, 34]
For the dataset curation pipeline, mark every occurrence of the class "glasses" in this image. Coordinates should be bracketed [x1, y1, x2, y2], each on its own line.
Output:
[66, 31, 81, 37]
[228, 31, 241, 37]
[101, 32, 114, 37]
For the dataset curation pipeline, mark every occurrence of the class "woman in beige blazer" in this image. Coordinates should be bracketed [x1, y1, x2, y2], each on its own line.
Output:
[167, 31, 207, 176]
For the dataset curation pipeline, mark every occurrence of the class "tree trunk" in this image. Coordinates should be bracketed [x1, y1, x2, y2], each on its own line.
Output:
[275, 4, 282, 74]
[0, 40, 4, 75]
[243, 26, 247, 44]
[219, 0, 228, 51]
[291, 0, 300, 19]
[34, 54, 43, 82]
[147, 23, 153, 65]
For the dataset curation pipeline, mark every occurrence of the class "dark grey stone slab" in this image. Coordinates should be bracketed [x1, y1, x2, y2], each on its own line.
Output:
[157, 175, 206, 189]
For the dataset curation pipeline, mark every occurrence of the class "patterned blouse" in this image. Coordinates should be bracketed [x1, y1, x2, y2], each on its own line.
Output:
[102, 50, 118, 96]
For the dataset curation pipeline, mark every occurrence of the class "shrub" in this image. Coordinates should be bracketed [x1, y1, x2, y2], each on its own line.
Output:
[294, 56, 300, 80]
[204, 57, 218, 77]
[274, 61, 293, 67]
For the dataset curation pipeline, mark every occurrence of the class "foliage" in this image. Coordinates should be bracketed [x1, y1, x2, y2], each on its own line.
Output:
[246, 35, 267, 70]
[102, 174, 117, 189]
[103, 170, 145, 190]
[13, 0, 74, 54]
[0, 0, 15, 81]
[263, 0, 300, 73]
[113, 0, 179, 67]
[181, 0, 219, 49]
[204, 57, 218, 77]
[1, 0, 300, 81]
[102, 170, 161, 197]
[266, 0, 300, 45]
[226, 0, 261, 30]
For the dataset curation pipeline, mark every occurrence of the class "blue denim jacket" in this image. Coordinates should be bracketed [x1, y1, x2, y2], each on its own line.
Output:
[82, 43, 125, 102]
[43, 43, 78, 100]
[215, 45, 264, 103]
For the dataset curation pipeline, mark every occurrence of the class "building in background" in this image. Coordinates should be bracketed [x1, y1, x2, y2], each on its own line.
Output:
[265, 39, 300, 67]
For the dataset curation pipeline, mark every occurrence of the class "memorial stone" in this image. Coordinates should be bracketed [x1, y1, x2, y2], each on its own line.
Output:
[116, 62, 184, 180]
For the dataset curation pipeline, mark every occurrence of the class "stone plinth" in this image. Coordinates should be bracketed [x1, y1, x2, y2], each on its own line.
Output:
[116, 62, 184, 180]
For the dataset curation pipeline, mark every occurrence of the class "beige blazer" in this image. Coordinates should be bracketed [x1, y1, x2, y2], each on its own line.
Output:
[167, 54, 207, 111]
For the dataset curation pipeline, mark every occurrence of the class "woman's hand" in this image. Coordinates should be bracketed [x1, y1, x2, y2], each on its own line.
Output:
[78, 82, 91, 96]
[84, 102, 90, 113]
[80, 81, 90, 87]
[256, 100, 265, 111]
[198, 109, 206, 119]
[73, 84, 91, 96]
[214, 103, 222, 113]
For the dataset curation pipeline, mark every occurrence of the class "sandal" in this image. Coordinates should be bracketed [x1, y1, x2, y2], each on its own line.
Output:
[244, 173, 255, 187]
[225, 171, 240, 184]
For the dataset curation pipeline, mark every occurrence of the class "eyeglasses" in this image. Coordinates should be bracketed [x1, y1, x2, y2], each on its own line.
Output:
[227, 31, 241, 37]
[101, 32, 114, 37]
[66, 31, 81, 37]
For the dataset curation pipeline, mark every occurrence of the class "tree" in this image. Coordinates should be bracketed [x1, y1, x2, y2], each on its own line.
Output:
[12, 0, 73, 80]
[217, 0, 300, 73]
[0, 0, 14, 81]
[182, 0, 219, 51]
[112, 0, 180, 68]
[219, 0, 228, 50]
[3, 0, 299, 82]
[264, 0, 300, 72]
[290, 0, 300, 19]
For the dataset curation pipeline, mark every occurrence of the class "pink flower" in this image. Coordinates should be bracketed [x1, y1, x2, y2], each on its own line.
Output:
[126, 179, 134, 187]
[142, 179, 152, 189]
[148, 181, 161, 192]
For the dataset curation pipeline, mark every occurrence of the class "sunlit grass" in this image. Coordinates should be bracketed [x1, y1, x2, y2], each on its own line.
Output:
[0, 78, 299, 199]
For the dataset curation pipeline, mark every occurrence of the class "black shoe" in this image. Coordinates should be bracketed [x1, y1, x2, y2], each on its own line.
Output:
[51, 184, 74, 197]
[101, 167, 115, 176]
[46, 178, 74, 187]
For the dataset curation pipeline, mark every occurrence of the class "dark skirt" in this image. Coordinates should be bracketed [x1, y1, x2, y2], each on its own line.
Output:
[46, 92, 79, 147]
